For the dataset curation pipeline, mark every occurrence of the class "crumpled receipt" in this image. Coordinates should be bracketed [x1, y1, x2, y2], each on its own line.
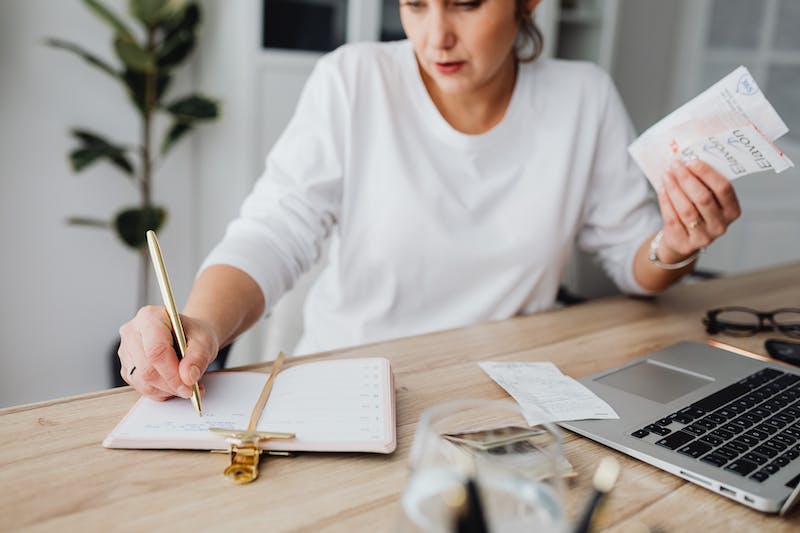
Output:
[628, 66, 794, 189]
[479, 361, 618, 426]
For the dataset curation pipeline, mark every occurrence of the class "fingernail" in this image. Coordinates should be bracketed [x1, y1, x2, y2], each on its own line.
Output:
[670, 160, 684, 172]
[178, 386, 192, 398]
[189, 365, 202, 384]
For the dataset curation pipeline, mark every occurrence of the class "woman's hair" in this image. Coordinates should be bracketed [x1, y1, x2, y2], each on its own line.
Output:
[515, 1, 544, 63]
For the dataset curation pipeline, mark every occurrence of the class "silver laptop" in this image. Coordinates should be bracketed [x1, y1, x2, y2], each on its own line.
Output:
[560, 341, 800, 514]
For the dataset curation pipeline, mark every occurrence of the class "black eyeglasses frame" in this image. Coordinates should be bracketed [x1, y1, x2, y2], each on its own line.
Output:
[703, 306, 800, 338]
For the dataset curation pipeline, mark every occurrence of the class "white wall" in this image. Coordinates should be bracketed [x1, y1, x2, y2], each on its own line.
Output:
[612, 0, 682, 134]
[192, 0, 264, 367]
[0, 0, 197, 407]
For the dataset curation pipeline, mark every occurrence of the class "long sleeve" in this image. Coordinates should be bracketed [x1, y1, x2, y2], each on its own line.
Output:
[200, 58, 350, 311]
[576, 67, 662, 295]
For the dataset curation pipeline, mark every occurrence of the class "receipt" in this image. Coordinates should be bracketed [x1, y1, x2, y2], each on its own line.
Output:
[628, 66, 794, 188]
[675, 124, 793, 179]
[479, 362, 619, 426]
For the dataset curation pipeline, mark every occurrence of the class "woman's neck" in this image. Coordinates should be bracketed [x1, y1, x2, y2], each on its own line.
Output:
[420, 54, 517, 135]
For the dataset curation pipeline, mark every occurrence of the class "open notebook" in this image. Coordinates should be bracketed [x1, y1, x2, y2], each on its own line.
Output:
[103, 357, 396, 454]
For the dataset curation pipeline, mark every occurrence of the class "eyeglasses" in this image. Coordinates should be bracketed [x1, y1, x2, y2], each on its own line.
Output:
[703, 307, 800, 338]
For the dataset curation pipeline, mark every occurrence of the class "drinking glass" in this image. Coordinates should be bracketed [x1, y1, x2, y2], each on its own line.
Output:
[397, 399, 566, 533]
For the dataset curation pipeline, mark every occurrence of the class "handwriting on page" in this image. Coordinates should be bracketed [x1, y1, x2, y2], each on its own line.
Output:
[479, 362, 618, 425]
[114, 372, 266, 444]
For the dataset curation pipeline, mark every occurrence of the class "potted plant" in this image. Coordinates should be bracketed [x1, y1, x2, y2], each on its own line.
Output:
[47, 0, 220, 310]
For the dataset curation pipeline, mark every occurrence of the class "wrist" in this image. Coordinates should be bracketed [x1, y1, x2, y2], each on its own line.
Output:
[185, 312, 225, 353]
[648, 230, 700, 270]
[656, 240, 689, 264]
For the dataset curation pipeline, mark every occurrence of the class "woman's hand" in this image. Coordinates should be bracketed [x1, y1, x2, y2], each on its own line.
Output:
[117, 306, 219, 401]
[655, 159, 742, 263]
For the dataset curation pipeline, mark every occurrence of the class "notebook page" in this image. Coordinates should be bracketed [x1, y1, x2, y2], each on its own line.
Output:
[104, 372, 268, 448]
[259, 358, 387, 444]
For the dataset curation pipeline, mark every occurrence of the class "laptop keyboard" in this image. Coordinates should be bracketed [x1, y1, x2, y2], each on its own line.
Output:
[631, 368, 800, 485]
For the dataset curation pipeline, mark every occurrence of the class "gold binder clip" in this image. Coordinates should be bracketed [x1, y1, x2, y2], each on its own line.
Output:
[209, 429, 295, 484]
[227, 441, 260, 484]
[208, 352, 294, 484]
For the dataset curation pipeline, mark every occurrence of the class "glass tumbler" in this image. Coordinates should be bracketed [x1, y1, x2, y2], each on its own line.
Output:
[397, 399, 566, 533]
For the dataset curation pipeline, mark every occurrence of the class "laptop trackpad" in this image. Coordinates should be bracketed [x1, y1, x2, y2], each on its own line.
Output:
[594, 360, 713, 404]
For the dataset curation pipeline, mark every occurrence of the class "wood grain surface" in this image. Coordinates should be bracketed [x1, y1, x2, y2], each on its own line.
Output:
[1, 263, 799, 532]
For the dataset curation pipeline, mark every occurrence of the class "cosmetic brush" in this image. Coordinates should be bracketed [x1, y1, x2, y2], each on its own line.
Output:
[573, 457, 620, 533]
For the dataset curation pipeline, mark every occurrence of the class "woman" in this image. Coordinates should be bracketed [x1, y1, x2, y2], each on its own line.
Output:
[118, 0, 740, 401]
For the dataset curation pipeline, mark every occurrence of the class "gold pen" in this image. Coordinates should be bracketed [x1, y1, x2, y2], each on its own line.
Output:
[146, 230, 203, 415]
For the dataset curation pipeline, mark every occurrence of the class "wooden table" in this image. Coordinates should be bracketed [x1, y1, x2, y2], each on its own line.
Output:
[2, 263, 799, 532]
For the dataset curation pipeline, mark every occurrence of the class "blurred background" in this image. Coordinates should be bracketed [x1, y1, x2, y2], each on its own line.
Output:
[1, 0, 799, 408]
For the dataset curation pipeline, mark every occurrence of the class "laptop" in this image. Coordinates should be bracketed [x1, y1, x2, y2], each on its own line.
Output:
[559, 341, 800, 514]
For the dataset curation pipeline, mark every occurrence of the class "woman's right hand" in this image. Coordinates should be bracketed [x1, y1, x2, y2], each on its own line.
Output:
[117, 305, 219, 401]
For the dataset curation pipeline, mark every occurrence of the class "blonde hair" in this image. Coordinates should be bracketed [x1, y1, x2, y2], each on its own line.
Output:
[516, 1, 544, 63]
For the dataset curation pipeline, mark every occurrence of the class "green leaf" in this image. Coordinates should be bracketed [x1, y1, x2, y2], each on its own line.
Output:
[161, 121, 192, 155]
[158, 28, 195, 68]
[114, 206, 167, 248]
[69, 148, 134, 175]
[70, 147, 108, 172]
[129, 0, 186, 27]
[122, 68, 172, 113]
[44, 38, 121, 80]
[165, 94, 219, 121]
[69, 129, 134, 175]
[160, 2, 199, 33]
[81, 0, 137, 43]
[157, 3, 199, 67]
[114, 36, 155, 72]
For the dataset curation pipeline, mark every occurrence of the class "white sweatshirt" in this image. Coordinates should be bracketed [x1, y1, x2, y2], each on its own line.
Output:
[202, 40, 661, 355]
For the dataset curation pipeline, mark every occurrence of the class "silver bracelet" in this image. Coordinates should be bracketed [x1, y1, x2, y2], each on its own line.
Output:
[648, 230, 700, 270]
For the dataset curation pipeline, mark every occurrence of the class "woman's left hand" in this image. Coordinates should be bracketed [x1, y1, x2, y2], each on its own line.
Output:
[655, 158, 742, 262]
